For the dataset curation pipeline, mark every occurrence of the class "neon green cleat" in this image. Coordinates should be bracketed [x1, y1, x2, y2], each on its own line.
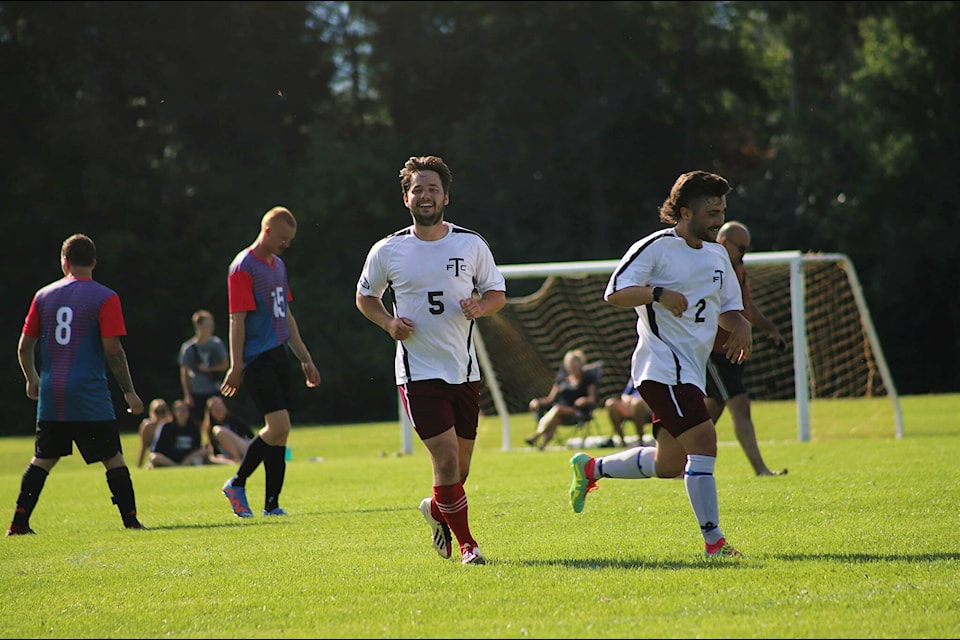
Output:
[569, 452, 598, 513]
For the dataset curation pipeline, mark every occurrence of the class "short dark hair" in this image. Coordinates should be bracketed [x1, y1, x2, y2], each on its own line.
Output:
[658, 171, 731, 224]
[61, 234, 96, 267]
[192, 309, 213, 328]
[399, 156, 453, 195]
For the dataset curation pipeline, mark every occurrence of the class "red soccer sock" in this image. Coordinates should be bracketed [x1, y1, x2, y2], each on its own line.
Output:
[434, 482, 476, 549]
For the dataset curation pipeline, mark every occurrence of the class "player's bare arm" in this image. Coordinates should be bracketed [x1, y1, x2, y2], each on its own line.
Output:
[285, 308, 321, 388]
[103, 336, 144, 414]
[749, 300, 788, 352]
[17, 333, 40, 400]
[718, 310, 753, 364]
[606, 285, 687, 317]
[356, 292, 415, 340]
[221, 311, 247, 397]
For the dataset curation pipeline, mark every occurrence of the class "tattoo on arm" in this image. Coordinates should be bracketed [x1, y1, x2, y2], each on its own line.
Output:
[107, 348, 136, 393]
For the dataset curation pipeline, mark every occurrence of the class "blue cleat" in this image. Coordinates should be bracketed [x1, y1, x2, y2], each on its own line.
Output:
[222, 479, 253, 518]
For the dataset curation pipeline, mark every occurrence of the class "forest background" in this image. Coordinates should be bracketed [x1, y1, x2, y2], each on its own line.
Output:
[0, 1, 956, 435]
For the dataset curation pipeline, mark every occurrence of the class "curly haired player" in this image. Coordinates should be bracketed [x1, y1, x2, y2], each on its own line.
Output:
[568, 170, 751, 558]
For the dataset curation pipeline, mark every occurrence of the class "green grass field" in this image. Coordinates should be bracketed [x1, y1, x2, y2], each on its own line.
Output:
[1, 394, 957, 639]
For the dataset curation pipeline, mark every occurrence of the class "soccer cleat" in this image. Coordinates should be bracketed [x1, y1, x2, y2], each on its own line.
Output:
[419, 497, 452, 560]
[222, 479, 253, 518]
[460, 543, 486, 565]
[262, 507, 288, 516]
[6, 523, 36, 536]
[124, 519, 147, 530]
[705, 537, 743, 558]
[569, 452, 598, 513]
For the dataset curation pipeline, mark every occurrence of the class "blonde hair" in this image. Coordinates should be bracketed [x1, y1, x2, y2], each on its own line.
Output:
[563, 349, 586, 369]
[149, 398, 170, 418]
[261, 206, 297, 230]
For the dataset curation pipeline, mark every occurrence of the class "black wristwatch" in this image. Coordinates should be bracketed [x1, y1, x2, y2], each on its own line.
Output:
[652, 286, 664, 303]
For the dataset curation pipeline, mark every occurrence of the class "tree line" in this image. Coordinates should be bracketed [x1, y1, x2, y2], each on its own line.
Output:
[1, 1, 956, 435]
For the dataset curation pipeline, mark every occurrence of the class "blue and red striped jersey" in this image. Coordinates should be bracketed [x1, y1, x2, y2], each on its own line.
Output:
[23, 276, 126, 421]
[226, 248, 292, 366]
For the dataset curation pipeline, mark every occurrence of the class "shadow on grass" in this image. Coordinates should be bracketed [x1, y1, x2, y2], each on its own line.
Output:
[774, 552, 960, 562]
[513, 557, 748, 570]
[512, 552, 960, 569]
[141, 505, 411, 530]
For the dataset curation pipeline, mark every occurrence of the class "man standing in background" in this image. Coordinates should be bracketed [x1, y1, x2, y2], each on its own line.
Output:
[179, 309, 229, 428]
[705, 221, 788, 476]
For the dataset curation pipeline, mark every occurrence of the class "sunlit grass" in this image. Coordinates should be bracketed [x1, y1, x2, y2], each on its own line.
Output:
[0, 394, 957, 638]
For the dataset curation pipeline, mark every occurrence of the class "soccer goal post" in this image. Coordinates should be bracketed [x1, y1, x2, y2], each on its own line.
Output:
[472, 251, 903, 450]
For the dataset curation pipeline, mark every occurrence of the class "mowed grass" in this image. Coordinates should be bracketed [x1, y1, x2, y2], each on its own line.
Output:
[0, 394, 957, 639]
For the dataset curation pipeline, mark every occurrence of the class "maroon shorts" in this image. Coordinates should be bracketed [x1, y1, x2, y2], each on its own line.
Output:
[400, 379, 481, 441]
[638, 380, 711, 439]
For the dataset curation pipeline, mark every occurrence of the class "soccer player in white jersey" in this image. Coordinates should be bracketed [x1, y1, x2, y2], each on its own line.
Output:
[356, 155, 506, 565]
[568, 170, 753, 558]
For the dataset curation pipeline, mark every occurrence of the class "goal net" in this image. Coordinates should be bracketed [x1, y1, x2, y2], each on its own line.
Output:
[474, 251, 903, 449]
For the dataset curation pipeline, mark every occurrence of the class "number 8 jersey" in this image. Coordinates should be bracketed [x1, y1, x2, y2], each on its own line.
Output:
[357, 222, 506, 385]
[22, 275, 128, 421]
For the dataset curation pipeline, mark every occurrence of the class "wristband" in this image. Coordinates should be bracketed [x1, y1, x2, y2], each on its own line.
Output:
[652, 286, 664, 303]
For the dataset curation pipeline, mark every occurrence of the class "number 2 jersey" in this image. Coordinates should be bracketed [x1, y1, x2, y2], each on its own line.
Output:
[357, 222, 506, 385]
[605, 228, 743, 394]
[22, 275, 127, 421]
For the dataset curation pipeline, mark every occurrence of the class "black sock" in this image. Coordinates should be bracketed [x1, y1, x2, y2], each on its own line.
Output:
[233, 435, 269, 488]
[263, 445, 287, 512]
[12, 464, 49, 526]
[106, 466, 138, 526]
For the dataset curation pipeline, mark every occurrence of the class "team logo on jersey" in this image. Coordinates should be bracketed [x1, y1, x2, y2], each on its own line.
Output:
[713, 270, 724, 286]
[446, 258, 467, 277]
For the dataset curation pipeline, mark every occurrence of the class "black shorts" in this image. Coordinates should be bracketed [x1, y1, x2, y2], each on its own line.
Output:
[244, 345, 294, 416]
[35, 420, 123, 464]
[705, 352, 747, 401]
[400, 379, 481, 441]
[638, 381, 711, 439]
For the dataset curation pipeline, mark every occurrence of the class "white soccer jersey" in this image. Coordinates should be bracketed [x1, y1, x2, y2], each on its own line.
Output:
[357, 222, 507, 385]
[605, 228, 743, 393]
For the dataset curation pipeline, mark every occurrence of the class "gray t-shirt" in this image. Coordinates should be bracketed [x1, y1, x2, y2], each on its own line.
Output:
[178, 336, 229, 395]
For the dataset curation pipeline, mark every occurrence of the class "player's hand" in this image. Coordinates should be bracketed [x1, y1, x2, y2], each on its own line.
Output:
[221, 367, 243, 397]
[769, 331, 789, 353]
[460, 297, 482, 321]
[388, 317, 415, 341]
[658, 289, 687, 318]
[724, 317, 754, 364]
[302, 361, 321, 388]
[25, 377, 39, 401]
[124, 391, 144, 415]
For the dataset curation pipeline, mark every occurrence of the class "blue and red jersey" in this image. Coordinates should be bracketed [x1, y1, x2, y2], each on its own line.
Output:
[22, 276, 127, 421]
[227, 248, 292, 366]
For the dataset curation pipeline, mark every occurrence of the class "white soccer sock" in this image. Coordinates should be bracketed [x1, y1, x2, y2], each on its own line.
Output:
[684, 454, 724, 545]
[596, 446, 657, 479]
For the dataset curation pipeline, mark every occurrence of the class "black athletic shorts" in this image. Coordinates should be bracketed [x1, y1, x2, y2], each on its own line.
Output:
[35, 420, 123, 464]
[705, 351, 748, 401]
[244, 345, 294, 416]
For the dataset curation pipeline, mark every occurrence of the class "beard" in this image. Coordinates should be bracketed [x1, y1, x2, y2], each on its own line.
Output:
[412, 203, 444, 227]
